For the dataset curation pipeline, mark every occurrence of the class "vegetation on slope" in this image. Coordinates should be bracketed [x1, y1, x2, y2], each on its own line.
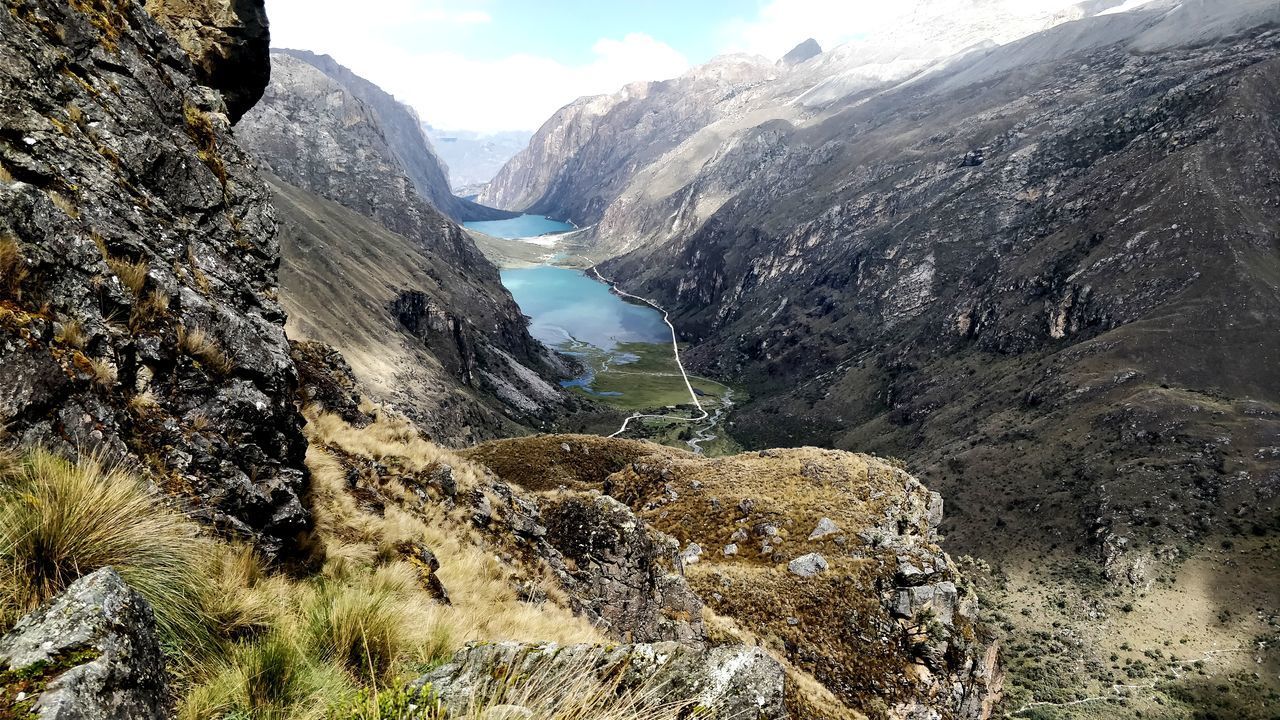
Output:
[5, 410, 735, 719]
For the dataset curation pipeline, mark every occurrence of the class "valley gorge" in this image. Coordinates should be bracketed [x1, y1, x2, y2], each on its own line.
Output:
[0, 1, 1275, 720]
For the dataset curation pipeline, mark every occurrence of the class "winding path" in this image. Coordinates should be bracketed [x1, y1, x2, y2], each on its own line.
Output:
[584, 263, 710, 442]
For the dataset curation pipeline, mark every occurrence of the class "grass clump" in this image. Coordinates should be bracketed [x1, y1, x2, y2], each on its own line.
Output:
[130, 289, 170, 330]
[0, 236, 29, 301]
[106, 256, 148, 296]
[183, 103, 228, 186]
[178, 324, 234, 376]
[54, 318, 86, 349]
[45, 190, 80, 219]
[0, 449, 217, 662]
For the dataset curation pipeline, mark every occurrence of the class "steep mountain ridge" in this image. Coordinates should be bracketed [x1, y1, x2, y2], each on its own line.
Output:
[238, 53, 581, 442]
[598, 4, 1280, 575]
[480, 0, 1136, 236]
[268, 49, 513, 223]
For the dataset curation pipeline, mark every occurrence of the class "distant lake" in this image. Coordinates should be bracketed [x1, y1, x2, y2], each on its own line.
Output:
[500, 265, 668, 350]
[464, 214, 574, 241]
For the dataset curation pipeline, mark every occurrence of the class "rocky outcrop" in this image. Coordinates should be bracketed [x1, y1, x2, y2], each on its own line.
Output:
[779, 38, 822, 66]
[464, 435, 1001, 719]
[537, 493, 705, 643]
[142, 0, 270, 123]
[0, 0, 308, 553]
[289, 340, 372, 427]
[0, 568, 169, 720]
[418, 641, 786, 719]
[464, 476, 705, 644]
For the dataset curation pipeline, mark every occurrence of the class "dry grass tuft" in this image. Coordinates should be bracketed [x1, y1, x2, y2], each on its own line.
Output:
[0, 448, 218, 662]
[0, 162, 13, 184]
[0, 236, 29, 301]
[187, 244, 212, 293]
[106, 256, 148, 296]
[339, 651, 710, 720]
[130, 289, 170, 329]
[129, 387, 160, 413]
[86, 355, 117, 388]
[183, 103, 228, 186]
[54, 317, 87, 349]
[178, 324, 234, 376]
[46, 189, 80, 219]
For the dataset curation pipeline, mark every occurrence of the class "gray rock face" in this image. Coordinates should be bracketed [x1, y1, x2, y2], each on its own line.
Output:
[418, 641, 786, 720]
[0, 569, 169, 720]
[0, 0, 308, 553]
[143, 0, 270, 123]
[538, 494, 705, 643]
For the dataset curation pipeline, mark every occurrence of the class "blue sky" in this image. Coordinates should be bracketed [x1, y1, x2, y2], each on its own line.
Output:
[381, 1, 746, 66]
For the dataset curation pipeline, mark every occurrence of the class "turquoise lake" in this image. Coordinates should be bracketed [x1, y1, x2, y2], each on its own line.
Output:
[464, 214, 574, 239]
[499, 266, 669, 351]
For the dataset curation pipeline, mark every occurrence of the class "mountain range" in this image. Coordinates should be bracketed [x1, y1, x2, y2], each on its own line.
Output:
[0, 0, 1276, 718]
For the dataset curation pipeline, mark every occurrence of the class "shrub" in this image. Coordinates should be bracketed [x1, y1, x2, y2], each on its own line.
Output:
[0, 448, 217, 662]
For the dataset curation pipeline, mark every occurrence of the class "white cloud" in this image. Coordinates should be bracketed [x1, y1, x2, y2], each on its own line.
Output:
[266, 0, 688, 133]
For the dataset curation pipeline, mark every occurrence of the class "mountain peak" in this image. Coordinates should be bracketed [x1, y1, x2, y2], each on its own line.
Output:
[779, 37, 823, 66]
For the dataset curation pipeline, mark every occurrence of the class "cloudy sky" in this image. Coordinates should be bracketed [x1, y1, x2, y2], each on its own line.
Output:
[264, 0, 1101, 134]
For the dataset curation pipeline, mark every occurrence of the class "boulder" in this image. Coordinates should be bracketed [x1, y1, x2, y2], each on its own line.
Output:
[0, 568, 168, 720]
[808, 517, 841, 540]
[417, 641, 786, 720]
[788, 552, 829, 577]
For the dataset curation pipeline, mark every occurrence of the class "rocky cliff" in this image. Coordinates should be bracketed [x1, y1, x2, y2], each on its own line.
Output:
[142, 0, 270, 123]
[0, 0, 306, 553]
